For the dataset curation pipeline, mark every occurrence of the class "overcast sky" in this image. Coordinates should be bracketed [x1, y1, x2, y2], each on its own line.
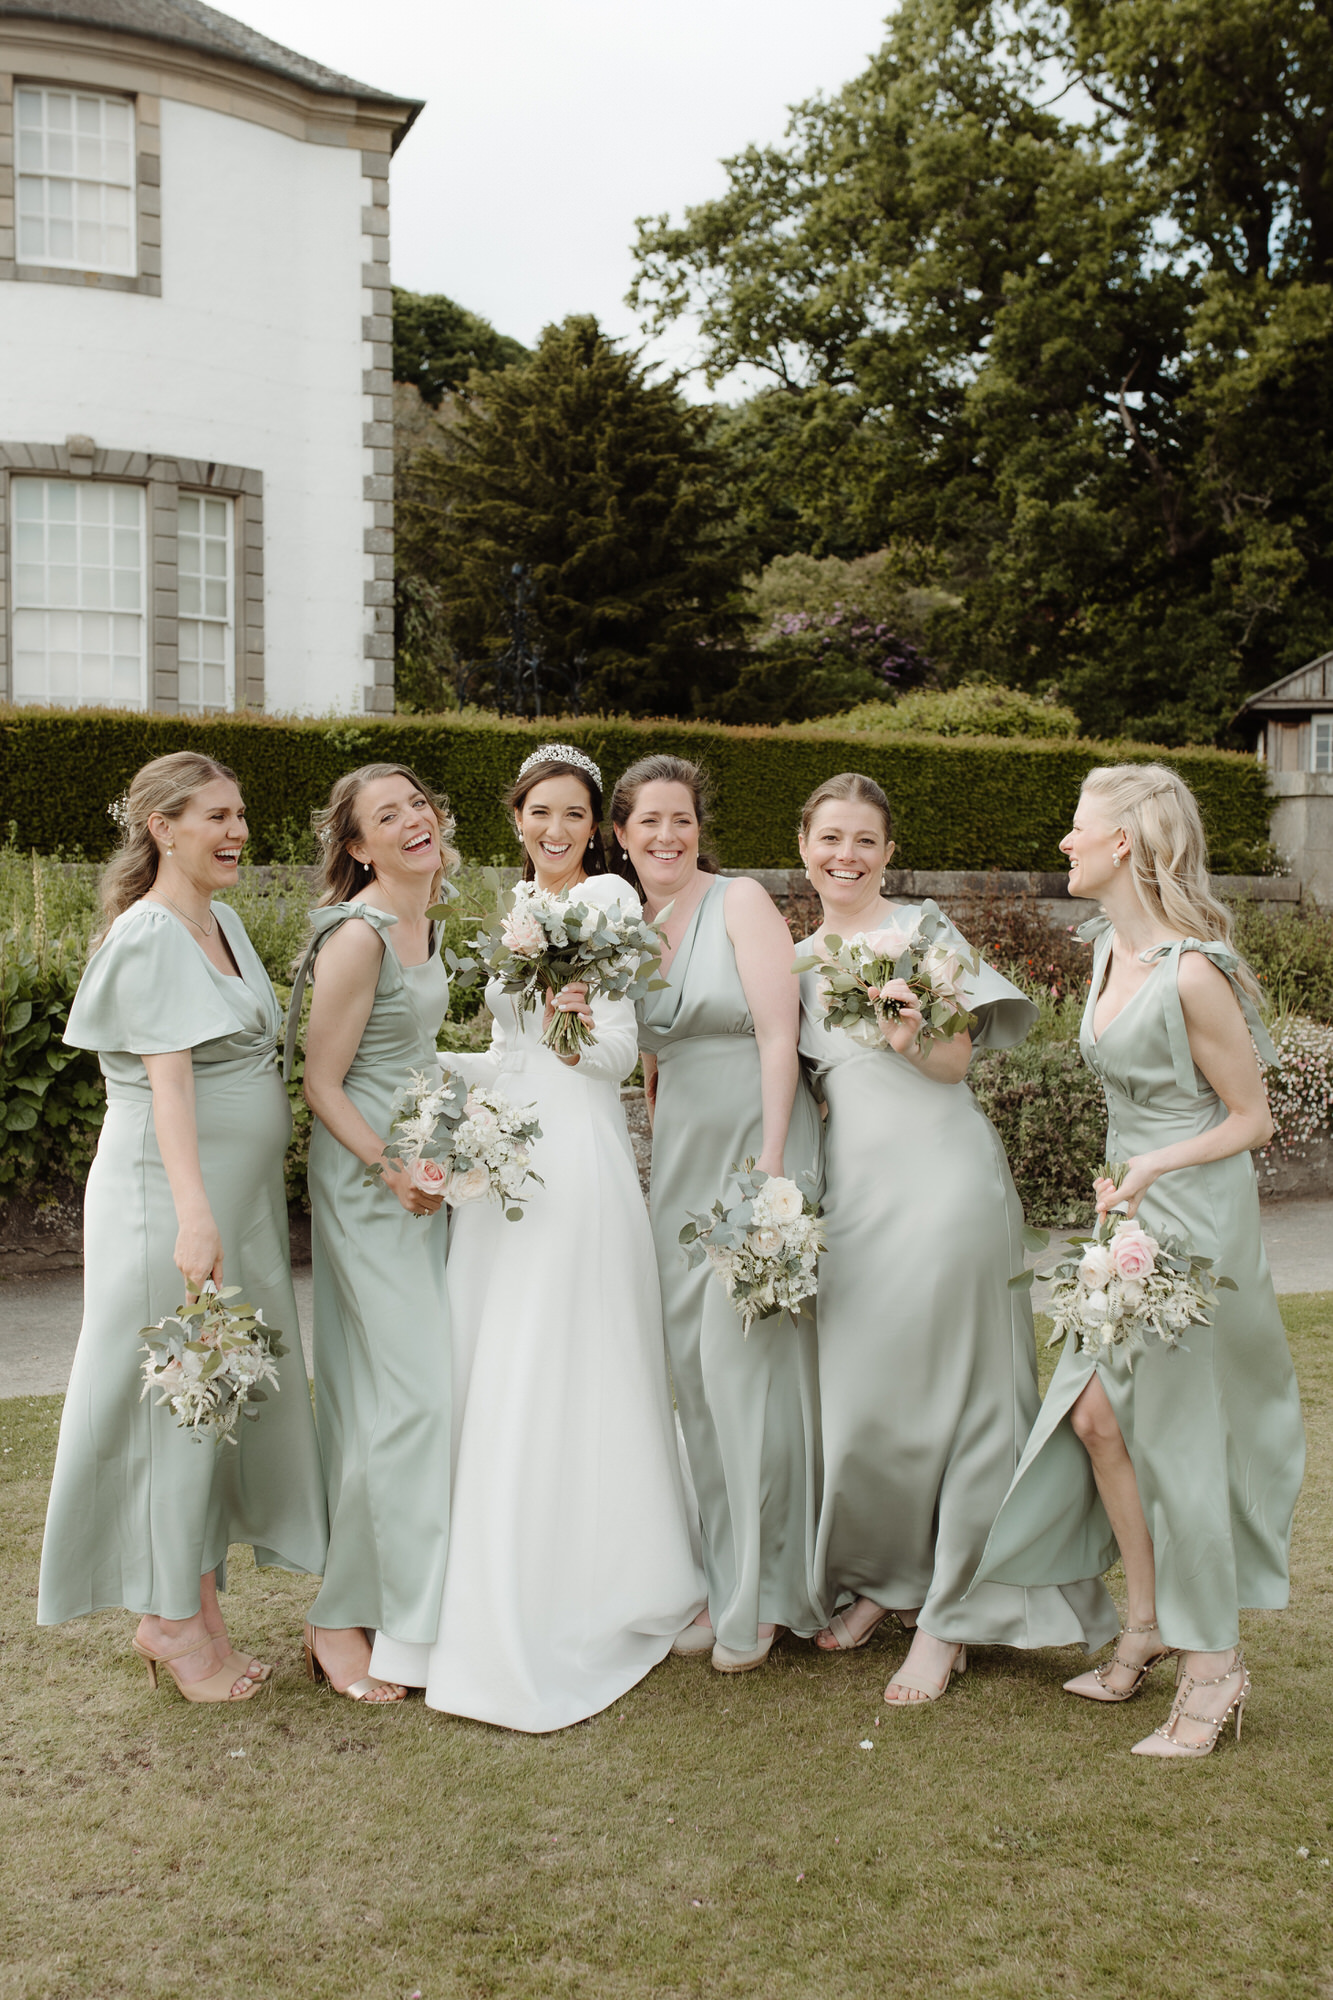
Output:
[229, 0, 893, 396]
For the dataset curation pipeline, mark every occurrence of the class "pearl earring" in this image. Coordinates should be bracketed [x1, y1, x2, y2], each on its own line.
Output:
[1113, 854, 1121, 868]
[166, 844, 174, 856]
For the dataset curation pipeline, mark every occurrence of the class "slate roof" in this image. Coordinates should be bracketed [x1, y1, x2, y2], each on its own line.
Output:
[0, 0, 422, 125]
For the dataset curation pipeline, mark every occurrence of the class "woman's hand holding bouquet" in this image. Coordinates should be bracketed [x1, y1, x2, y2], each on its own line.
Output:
[475, 883, 670, 1059]
[1014, 1165, 1237, 1361]
[794, 906, 978, 1053]
[368, 1064, 543, 1222]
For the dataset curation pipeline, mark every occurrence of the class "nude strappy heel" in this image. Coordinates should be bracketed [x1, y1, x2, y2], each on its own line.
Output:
[884, 1644, 967, 1706]
[816, 1605, 891, 1652]
[1132, 1649, 1250, 1758]
[303, 1624, 406, 1704]
[1069, 1621, 1177, 1703]
[132, 1635, 264, 1703]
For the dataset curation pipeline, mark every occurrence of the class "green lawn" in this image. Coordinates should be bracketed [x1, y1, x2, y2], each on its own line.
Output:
[1, 1301, 1330, 2000]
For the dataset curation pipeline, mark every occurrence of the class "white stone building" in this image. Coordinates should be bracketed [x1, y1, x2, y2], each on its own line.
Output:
[0, 0, 420, 715]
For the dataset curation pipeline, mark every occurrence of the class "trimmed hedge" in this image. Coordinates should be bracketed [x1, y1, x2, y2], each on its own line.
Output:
[0, 706, 1273, 873]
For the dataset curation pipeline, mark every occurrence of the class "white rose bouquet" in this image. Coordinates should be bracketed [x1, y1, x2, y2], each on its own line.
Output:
[794, 906, 979, 1050]
[472, 882, 671, 1059]
[1014, 1168, 1236, 1361]
[680, 1163, 826, 1337]
[139, 1283, 285, 1444]
[370, 1065, 542, 1220]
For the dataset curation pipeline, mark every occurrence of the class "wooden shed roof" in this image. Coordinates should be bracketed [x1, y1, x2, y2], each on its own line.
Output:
[1237, 653, 1333, 716]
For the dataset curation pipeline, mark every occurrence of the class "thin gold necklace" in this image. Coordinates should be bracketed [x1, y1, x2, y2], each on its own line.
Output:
[159, 893, 215, 938]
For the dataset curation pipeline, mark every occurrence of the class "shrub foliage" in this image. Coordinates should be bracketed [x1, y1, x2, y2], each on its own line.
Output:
[0, 706, 1273, 874]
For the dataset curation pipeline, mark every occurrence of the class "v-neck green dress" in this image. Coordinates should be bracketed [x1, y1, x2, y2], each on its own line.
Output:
[292, 903, 452, 1646]
[638, 876, 826, 1650]
[798, 901, 1117, 1650]
[38, 900, 328, 1625]
[973, 921, 1306, 1652]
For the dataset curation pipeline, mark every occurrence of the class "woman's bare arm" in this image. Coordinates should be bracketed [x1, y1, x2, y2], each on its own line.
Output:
[142, 1050, 222, 1293]
[726, 877, 801, 1178]
[303, 920, 442, 1216]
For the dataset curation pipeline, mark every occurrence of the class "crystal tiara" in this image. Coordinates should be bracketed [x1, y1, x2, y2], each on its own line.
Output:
[516, 743, 602, 790]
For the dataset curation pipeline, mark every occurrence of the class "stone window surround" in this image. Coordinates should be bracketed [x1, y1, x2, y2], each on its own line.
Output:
[0, 440, 263, 712]
[0, 73, 162, 297]
[0, 18, 406, 713]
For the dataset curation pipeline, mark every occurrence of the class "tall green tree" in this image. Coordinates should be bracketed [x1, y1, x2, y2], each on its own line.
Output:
[392, 289, 528, 407]
[396, 315, 753, 717]
[631, 0, 1333, 742]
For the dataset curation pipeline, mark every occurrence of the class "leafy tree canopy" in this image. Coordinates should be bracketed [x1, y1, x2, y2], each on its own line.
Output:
[392, 288, 529, 407]
[396, 315, 753, 718]
[630, 0, 1333, 743]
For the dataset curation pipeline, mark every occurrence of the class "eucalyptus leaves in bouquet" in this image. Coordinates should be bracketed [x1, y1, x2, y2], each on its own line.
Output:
[794, 905, 978, 1050]
[680, 1163, 825, 1336]
[1014, 1167, 1237, 1362]
[368, 1064, 542, 1221]
[471, 882, 671, 1058]
[139, 1284, 286, 1444]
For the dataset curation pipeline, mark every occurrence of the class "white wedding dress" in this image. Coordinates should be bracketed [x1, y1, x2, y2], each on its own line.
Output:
[370, 871, 705, 1731]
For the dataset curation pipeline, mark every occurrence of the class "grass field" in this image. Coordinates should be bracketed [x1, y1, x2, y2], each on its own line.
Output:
[1, 1301, 1329, 2000]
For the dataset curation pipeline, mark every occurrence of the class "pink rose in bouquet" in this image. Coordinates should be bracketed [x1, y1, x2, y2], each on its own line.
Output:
[408, 1157, 448, 1197]
[1109, 1223, 1159, 1281]
[501, 906, 545, 956]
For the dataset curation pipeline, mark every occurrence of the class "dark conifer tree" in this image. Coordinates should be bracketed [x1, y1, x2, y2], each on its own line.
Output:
[396, 315, 751, 717]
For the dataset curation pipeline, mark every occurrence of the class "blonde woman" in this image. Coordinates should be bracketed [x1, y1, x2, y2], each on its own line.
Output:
[976, 764, 1305, 1757]
[38, 753, 327, 1702]
[291, 763, 458, 1704]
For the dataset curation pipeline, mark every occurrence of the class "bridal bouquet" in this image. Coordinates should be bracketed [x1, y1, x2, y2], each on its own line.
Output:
[140, 1284, 285, 1444]
[371, 1065, 542, 1220]
[794, 907, 978, 1050]
[680, 1164, 825, 1337]
[1015, 1173, 1236, 1361]
[472, 883, 670, 1058]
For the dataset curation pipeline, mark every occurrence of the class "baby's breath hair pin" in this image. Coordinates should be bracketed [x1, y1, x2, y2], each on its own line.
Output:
[107, 792, 132, 835]
[517, 742, 602, 791]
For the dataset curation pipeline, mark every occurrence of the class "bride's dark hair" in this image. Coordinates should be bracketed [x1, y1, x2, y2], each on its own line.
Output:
[504, 755, 609, 883]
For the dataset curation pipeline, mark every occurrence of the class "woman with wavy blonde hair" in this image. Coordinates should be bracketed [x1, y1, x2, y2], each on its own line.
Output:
[975, 763, 1305, 1758]
[289, 762, 459, 1702]
[38, 752, 328, 1701]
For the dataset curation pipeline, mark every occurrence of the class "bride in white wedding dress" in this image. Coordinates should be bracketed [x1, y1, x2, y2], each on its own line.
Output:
[370, 745, 704, 1732]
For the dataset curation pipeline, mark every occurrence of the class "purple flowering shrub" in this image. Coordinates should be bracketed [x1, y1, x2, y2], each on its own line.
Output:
[768, 605, 933, 695]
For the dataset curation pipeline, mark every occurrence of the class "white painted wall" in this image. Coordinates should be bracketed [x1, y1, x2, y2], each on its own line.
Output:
[1, 98, 370, 714]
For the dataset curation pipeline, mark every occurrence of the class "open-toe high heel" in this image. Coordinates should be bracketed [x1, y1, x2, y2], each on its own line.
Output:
[302, 1624, 406, 1704]
[132, 1635, 264, 1704]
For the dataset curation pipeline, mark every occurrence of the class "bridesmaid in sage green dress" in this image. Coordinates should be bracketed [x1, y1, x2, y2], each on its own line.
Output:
[613, 755, 825, 1673]
[39, 753, 327, 1704]
[294, 763, 456, 1704]
[975, 764, 1304, 1758]
[796, 772, 1116, 1707]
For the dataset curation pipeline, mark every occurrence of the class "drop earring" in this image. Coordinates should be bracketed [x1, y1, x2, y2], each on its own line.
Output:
[1113, 854, 1121, 868]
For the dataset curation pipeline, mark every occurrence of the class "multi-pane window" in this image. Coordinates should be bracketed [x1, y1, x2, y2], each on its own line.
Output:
[10, 479, 146, 707]
[177, 496, 235, 712]
[15, 88, 136, 275]
[1314, 717, 1333, 775]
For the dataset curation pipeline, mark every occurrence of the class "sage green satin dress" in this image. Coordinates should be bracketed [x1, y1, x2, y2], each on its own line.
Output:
[974, 922, 1305, 1652]
[291, 904, 452, 1645]
[798, 901, 1117, 1650]
[38, 901, 328, 1625]
[639, 876, 826, 1650]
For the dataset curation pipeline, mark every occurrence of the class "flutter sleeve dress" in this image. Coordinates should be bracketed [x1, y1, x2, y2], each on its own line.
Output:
[38, 901, 327, 1625]
[972, 921, 1306, 1653]
[291, 903, 453, 1648]
[638, 874, 827, 1652]
[798, 900, 1117, 1650]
